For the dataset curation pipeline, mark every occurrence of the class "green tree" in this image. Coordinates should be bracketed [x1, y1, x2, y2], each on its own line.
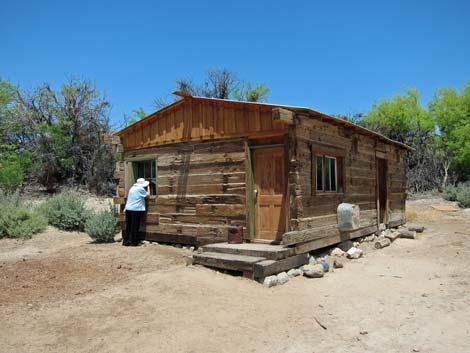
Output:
[0, 78, 30, 191]
[429, 83, 470, 181]
[362, 89, 434, 142]
[124, 108, 147, 127]
[233, 82, 270, 102]
[4, 78, 114, 194]
[362, 89, 445, 191]
[153, 69, 271, 109]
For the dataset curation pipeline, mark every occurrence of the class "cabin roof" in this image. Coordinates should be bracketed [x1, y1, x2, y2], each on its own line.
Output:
[116, 93, 413, 151]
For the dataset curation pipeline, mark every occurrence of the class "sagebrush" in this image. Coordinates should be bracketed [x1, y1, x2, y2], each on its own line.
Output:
[85, 206, 117, 243]
[0, 191, 47, 239]
[443, 182, 470, 208]
[39, 193, 91, 231]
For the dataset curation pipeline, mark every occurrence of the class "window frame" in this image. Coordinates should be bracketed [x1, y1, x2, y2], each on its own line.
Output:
[311, 144, 345, 195]
[127, 157, 158, 198]
[324, 155, 337, 193]
[315, 155, 324, 192]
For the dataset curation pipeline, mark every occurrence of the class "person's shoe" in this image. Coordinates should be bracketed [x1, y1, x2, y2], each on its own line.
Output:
[122, 242, 131, 246]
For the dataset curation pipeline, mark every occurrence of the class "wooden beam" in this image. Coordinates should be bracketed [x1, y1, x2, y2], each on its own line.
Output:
[253, 253, 309, 280]
[272, 107, 294, 125]
[281, 225, 339, 246]
[142, 231, 198, 245]
[376, 150, 387, 159]
[172, 90, 192, 98]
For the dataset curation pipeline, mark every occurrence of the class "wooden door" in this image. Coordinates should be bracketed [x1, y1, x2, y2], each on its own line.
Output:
[252, 147, 286, 241]
[376, 158, 388, 224]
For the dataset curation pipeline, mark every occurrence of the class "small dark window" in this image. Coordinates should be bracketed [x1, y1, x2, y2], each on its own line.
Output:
[313, 153, 342, 193]
[134, 159, 157, 195]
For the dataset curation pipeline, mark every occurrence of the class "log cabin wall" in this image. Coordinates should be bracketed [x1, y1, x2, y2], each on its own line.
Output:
[113, 96, 409, 248]
[115, 98, 288, 246]
[287, 113, 407, 251]
[116, 138, 248, 246]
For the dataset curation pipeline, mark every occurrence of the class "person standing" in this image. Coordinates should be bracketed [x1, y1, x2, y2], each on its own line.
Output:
[123, 178, 150, 246]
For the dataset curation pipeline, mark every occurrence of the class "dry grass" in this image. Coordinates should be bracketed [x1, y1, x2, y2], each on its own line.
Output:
[406, 205, 443, 223]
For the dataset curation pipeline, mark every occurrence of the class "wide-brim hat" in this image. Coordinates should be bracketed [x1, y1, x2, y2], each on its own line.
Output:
[134, 178, 150, 188]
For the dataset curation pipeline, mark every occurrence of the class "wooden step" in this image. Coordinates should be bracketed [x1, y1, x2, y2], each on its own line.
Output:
[202, 242, 295, 260]
[253, 253, 309, 281]
[193, 252, 266, 273]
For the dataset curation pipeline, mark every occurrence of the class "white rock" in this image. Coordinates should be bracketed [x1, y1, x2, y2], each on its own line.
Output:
[330, 247, 345, 257]
[308, 256, 317, 264]
[189, 246, 195, 252]
[263, 275, 278, 287]
[303, 264, 324, 278]
[277, 272, 289, 285]
[353, 241, 359, 247]
[287, 268, 301, 278]
[346, 247, 363, 259]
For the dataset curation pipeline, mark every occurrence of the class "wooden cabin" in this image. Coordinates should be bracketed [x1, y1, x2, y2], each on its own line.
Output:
[110, 92, 411, 277]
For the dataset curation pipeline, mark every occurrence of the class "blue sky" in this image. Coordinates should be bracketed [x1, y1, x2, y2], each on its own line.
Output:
[1, 0, 469, 127]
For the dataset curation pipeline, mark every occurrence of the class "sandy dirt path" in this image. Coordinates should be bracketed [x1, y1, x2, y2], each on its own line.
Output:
[1, 202, 469, 353]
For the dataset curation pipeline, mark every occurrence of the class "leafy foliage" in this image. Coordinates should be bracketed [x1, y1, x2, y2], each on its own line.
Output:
[85, 206, 117, 243]
[0, 147, 31, 192]
[154, 69, 270, 109]
[39, 193, 91, 231]
[124, 108, 147, 127]
[443, 182, 470, 208]
[233, 82, 270, 102]
[0, 77, 115, 194]
[0, 191, 47, 239]
[429, 83, 470, 180]
[362, 89, 434, 142]
[361, 89, 446, 192]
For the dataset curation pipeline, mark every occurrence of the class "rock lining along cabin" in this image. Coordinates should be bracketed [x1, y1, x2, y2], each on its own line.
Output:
[109, 91, 412, 279]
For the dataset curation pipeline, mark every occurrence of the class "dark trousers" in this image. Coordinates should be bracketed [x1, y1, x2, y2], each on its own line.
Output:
[124, 210, 144, 246]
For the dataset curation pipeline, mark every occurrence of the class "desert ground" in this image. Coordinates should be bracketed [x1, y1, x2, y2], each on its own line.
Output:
[1, 196, 469, 353]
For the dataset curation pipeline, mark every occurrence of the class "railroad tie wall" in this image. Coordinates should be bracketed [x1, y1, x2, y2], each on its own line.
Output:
[285, 114, 407, 252]
[117, 139, 248, 245]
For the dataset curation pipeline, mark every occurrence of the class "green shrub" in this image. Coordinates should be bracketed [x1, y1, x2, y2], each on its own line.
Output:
[0, 192, 47, 239]
[443, 182, 470, 208]
[85, 206, 117, 243]
[40, 193, 91, 231]
[456, 184, 470, 208]
[443, 184, 459, 201]
[0, 159, 24, 192]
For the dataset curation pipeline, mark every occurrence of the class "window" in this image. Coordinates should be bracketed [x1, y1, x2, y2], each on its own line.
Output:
[314, 154, 343, 193]
[131, 159, 157, 196]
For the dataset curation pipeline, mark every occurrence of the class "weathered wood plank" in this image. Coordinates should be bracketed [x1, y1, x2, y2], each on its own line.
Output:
[202, 243, 295, 261]
[253, 253, 309, 280]
[281, 224, 340, 246]
[193, 252, 266, 272]
[142, 231, 197, 245]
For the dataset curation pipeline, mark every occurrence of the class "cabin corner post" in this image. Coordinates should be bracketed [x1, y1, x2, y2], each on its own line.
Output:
[287, 122, 300, 232]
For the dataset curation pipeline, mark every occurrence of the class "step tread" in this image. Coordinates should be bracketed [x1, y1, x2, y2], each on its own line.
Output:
[202, 243, 294, 260]
[193, 252, 266, 272]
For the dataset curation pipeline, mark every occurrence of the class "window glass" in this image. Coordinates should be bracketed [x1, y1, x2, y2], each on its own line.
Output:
[330, 158, 336, 191]
[316, 156, 323, 191]
[135, 159, 157, 195]
[325, 157, 337, 192]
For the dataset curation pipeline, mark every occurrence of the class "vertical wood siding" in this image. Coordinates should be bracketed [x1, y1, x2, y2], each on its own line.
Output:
[120, 99, 287, 150]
